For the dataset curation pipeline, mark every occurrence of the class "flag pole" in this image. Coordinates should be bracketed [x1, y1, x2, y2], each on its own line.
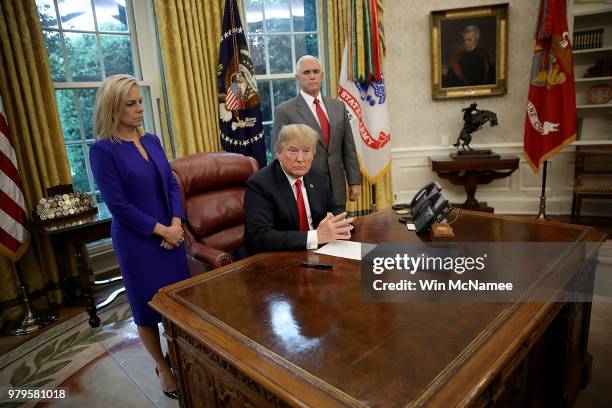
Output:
[371, 183, 377, 213]
[4, 261, 56, 336]
[536, 160, 549, 220]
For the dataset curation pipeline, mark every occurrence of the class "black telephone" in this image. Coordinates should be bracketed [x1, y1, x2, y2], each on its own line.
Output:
[409, 182, 452, 232]
[410, 182, 440, 214]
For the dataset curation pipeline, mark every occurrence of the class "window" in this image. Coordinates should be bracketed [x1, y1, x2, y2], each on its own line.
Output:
[35, 0, 160, 203]
[242, 0, 320, 161]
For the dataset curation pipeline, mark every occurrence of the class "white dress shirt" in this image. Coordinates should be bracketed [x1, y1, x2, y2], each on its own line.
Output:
[300, 90, 329, 128]
[281, 168, 319, 249]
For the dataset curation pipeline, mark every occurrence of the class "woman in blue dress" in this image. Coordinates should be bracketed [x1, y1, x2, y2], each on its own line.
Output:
[89, 75, 189, 399]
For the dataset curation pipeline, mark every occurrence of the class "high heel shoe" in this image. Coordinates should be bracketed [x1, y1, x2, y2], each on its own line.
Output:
[155, 366, 178, 400]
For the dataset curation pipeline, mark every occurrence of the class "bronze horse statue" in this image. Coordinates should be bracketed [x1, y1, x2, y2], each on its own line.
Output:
[453, 104, 498, 151]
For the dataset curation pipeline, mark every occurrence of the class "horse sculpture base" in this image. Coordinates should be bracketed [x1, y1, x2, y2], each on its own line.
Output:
[456, 149, 493, 155]
[451, 150, 500, 160]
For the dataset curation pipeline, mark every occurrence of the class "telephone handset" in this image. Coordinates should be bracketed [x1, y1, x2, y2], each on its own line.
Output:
[409, 182, 452, 232]
[413, 194, 452, 232]
[410, 182, 441, 219]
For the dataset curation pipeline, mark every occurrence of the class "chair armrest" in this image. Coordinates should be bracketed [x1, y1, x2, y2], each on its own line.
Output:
[189, 241, 235, 268]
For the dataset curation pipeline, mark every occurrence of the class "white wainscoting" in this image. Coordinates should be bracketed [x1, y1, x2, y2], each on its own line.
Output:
[391, 143, 610, 215]
[87, 241, 118, 276]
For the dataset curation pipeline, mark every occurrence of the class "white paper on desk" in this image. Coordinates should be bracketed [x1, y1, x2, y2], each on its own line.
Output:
[406, 223, 416, 231]
[314, 240, 377, 260]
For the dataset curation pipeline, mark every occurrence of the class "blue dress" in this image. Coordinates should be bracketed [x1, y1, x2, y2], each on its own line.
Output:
[89, 134, 190, 325]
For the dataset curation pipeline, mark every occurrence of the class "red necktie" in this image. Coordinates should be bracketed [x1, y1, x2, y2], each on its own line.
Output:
[295, 179, 309, 231]
[313, 99, 330, 147]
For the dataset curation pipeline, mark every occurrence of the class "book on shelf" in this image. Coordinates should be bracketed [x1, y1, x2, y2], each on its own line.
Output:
[573, 27, 604, 50]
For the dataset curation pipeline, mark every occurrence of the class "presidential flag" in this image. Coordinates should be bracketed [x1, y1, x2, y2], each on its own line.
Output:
[0, 95, 30, 262]
[524, 0, 576, 172]
[217, 0, 266, 168]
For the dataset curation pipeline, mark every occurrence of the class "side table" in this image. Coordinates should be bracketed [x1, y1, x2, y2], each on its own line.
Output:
[430, 154, 519, 212]
[34, 203, 123, 327]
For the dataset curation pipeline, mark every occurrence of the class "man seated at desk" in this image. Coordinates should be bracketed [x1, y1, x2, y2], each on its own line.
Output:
[239, 124, 354, 256]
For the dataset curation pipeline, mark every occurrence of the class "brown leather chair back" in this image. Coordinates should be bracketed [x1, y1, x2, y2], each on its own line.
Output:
[171, 152, 258, 274]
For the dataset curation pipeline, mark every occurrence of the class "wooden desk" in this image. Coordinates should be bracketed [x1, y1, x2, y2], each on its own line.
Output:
[430, 154, 519, 212]
[151, 210, 606, 407]
[35, 203, 123, 327]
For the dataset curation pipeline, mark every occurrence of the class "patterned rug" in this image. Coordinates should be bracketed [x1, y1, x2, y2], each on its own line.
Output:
[0, 302, 177, 408]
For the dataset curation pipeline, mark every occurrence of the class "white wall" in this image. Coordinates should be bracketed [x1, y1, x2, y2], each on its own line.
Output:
[385, 0, 538, 148]
[383, 0, 604, 215]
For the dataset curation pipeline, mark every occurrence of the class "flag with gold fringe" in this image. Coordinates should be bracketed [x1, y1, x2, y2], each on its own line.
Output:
[217, 0, 266, 168]
[524, 0, 576, 172]
[346, 0, 384, 83]
[339, 0, 390, 183]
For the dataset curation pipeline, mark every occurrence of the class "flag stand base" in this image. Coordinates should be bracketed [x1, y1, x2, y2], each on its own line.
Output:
[535, 160, 549, 221]
[4, 287, 57, 336]
[3, 263, 57, 336]
[536, 196, 549, 221]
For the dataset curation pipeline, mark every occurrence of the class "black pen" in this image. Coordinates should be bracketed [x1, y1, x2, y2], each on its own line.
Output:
[300, 261, 333, 269]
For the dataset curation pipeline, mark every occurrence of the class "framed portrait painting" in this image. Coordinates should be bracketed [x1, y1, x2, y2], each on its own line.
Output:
[430, 3, 508, 100]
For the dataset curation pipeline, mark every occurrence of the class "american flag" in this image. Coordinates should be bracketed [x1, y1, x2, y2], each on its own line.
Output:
[0, 95, 29, 262]
[225, 83, 241, 111]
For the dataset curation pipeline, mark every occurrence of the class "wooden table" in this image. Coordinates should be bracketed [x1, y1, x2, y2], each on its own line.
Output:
[35, 203, 123, 327]
[151, 210, 606, 407]
[430, 154, 519, 212]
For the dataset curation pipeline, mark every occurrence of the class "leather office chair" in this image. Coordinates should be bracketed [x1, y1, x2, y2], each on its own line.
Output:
[171, 152, 259, 275]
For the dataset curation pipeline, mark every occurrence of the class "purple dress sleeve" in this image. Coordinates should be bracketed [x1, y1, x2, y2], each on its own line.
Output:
[147, 135, 185, 220]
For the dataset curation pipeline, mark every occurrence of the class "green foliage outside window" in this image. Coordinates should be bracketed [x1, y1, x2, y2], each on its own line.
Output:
[36, 0, 136, 200]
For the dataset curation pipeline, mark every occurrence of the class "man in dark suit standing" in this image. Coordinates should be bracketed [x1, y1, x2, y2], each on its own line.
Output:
[271, 55, 362, 210]
[241, 124, 354, 256]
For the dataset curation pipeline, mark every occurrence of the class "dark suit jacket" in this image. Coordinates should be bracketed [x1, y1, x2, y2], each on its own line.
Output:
[239, 160, 344, 256]
[271, 93, 362, 208]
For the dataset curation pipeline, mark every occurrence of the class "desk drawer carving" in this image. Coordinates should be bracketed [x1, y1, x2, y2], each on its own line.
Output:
[171, 325, 290, 408]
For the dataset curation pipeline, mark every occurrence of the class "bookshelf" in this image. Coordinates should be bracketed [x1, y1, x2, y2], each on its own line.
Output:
[573, 46, 612, 55]
[569, 1, 612, 144]
[575, 75, 612, 82]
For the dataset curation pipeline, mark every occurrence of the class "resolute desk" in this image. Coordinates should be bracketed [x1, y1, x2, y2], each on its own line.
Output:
[150, 210, 606, 407]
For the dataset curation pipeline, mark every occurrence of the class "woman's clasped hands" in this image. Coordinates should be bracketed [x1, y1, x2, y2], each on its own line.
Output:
[160, 223, 184, 250]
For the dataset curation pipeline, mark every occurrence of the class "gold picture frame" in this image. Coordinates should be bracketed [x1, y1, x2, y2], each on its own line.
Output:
[430, 3, 508, 100]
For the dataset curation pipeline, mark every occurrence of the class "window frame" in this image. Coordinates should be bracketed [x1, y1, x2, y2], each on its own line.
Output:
[37, 0, 164, 199]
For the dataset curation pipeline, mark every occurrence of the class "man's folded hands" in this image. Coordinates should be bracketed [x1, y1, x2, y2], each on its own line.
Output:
[316, 212, 354, 244]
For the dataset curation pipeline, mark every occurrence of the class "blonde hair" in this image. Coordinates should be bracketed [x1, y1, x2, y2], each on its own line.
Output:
[93, 74, 144, 142]
[275, 124, 318, 154]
